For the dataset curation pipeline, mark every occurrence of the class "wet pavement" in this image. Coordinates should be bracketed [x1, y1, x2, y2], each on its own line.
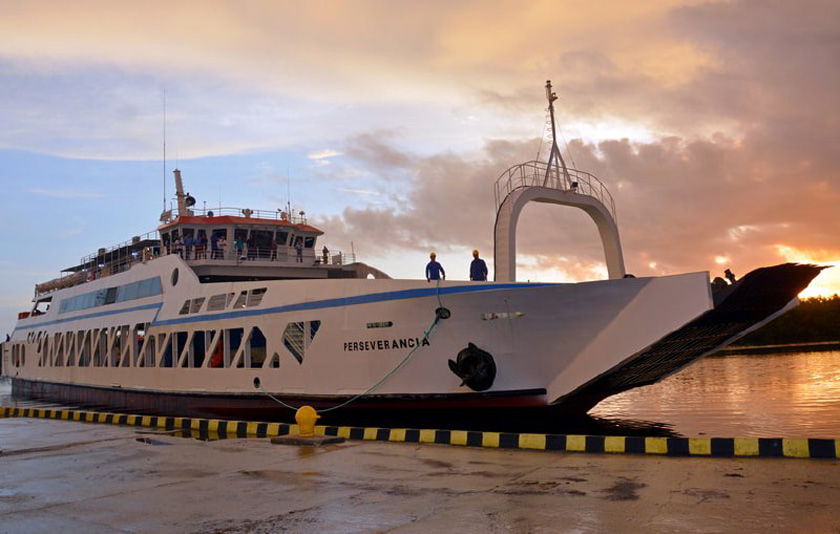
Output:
[1, 417, 839, 533]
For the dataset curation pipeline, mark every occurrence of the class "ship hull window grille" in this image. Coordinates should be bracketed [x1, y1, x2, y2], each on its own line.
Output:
[233, 291, 247, 309]
[36, 335, 44, 367]
[133, 324, 146, 367]
[109, 327, 121, 367]
[142, 335, 156, 368]
[310, 320, 321, 340]
[159, 333, 174, 367]
[186, 330, 208, 368]
[176, 331, 191, 367]
[283, 322, 305, 364]
[54, 333, 64, 367]
[206, 330, 223, 368]
[49, 334, 57, 367]
[230, 328, 246, 368]
[249, 327, 267, 368]
[225, 328, 244, 368]
[179, 300, 191, 315]
[78, 330, 91, 367]
[66, 332, 76, 367]
[95, 329, 108, 367]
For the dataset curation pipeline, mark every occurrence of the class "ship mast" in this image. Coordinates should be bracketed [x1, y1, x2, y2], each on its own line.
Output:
[173, 169, 195, 217]
[544, 80, 571, 187]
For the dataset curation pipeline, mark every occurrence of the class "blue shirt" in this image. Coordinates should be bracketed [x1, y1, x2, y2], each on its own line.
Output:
[426, 260, 445, 280]
[470, 258, 488, 281]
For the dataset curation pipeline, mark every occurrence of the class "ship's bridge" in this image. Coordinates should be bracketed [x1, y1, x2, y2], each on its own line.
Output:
[155, 206, 356, 282]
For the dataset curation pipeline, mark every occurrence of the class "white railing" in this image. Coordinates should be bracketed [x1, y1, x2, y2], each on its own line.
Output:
[35, 235, 355, 297]
[164, 206, 310, 225]
[494, 160, 617, 220]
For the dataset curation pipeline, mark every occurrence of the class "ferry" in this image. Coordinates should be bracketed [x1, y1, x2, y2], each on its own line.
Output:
[0, 83, 823, 422]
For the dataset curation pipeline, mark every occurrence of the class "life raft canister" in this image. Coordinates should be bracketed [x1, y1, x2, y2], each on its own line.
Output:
[448, 342, 496, 391]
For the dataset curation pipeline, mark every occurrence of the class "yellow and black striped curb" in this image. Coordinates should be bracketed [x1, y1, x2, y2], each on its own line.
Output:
[2, 406, 839, 459]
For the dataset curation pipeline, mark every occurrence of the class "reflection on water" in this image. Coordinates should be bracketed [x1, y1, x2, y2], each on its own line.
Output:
[591, 350, 840, 438]
[3, 351, 840, 437]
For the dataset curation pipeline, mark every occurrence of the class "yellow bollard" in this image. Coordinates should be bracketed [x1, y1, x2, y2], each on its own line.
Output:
[295, 406, 320, 437]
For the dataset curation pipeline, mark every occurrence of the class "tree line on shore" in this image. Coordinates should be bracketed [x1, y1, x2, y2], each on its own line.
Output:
[738, 295, 840, 346]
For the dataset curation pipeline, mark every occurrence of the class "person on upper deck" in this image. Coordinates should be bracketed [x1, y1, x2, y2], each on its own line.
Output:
[469, 249, 488, 281]
[210, 233, 219, 259]
[426, 252, 445, 282]
[183, 235, 194, 260]
[197, 233, 207, 259]
[295, 238, 303, 263]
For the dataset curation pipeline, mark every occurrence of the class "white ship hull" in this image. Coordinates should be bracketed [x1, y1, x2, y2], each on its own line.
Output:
[2, 254, 725, 418]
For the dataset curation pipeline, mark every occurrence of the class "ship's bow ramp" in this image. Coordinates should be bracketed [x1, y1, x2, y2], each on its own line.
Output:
[552, 263, 826, 412]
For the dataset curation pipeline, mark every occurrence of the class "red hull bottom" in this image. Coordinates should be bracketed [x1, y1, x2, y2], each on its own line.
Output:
[11, 378, 552, 426]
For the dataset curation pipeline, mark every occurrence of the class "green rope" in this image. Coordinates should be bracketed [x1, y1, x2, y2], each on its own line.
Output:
[257, 279, 446, 413]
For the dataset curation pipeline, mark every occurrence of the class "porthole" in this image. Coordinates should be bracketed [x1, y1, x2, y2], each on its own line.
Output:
[171, 268, 179, 287]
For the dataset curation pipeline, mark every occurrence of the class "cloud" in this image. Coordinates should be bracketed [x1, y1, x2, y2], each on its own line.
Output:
[339, 188, 381, 196]
[0, 0, 838, 296]
[26, 188, 107, 199]
[307, 149, 343, 167]
[318, 115, 840, 284]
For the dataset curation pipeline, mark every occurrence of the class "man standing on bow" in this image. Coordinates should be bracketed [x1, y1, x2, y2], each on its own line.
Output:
[426, 252, 445, 282]
[469, 249, 488, 281]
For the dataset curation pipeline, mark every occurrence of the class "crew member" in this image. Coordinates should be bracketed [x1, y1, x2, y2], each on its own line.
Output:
[426, 252, 445, 282]
[469, 249, 488, 281]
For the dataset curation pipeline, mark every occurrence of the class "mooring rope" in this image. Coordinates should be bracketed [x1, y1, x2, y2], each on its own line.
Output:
[256, 279, 447, 413]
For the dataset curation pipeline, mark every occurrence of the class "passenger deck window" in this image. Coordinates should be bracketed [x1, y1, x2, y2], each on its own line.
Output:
[246, 288, 267, 307]
[207, 293, 234, 311]
[189, 297, 205, 314]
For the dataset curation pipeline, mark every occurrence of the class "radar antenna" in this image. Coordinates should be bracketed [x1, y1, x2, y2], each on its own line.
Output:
[543, 80, 571, 186]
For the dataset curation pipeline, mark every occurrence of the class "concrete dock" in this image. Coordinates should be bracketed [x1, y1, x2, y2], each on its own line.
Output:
[1, 416, 839, 533]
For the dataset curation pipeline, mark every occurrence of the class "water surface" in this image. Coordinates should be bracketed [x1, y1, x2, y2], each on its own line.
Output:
[591, 350, 840, 438]
[3, 350, 839, 437]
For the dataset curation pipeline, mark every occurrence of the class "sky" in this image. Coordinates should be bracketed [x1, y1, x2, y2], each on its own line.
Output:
[1, 0, 839, 335]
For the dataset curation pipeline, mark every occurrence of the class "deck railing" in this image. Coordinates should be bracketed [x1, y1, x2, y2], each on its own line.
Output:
[164, 206, 310, 224]
[494, 160, 617, 221]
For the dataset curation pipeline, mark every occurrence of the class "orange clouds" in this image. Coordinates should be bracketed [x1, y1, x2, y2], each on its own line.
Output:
[0, 0, 837, 297]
